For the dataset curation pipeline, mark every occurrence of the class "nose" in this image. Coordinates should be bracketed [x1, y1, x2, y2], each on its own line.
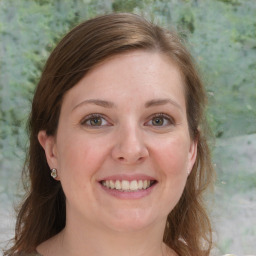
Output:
[111, 125, 149, 164]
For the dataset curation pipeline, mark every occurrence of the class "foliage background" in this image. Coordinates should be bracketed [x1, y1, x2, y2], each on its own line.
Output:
[0, 0, 255, 254]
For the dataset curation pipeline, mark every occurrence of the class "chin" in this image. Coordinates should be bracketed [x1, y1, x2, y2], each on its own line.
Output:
[103, 208, 161, 232]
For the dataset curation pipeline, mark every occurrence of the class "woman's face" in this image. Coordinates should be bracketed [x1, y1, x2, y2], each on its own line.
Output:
[40, 50, 197, 232]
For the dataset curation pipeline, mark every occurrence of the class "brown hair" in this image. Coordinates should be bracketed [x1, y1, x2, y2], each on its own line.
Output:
[4, 13, 214, 256]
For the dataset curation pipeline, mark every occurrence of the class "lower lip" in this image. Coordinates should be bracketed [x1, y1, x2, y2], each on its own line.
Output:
[99, 183, 157, 199]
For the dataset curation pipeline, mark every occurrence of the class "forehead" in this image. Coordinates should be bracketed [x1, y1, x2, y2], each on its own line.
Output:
[62, 50, 186, 110]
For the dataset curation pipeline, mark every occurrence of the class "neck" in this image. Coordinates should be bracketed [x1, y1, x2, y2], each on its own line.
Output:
[62, 220, 170, 256]
[39, 211, 176, 256]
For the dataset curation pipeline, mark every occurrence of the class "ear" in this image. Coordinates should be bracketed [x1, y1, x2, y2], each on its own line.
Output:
[38, 130, 58, 171]
[187, 138, 198, 175]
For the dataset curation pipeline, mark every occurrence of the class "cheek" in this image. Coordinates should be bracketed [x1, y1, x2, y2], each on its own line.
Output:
[55, 132, 107, 181]
[56, 138, 107, 204]
[152, 137, 190, 214]
[153, 136, 190, 175]
[59, 143, 105, 176]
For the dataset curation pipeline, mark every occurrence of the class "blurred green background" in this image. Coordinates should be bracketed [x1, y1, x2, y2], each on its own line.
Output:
[0, 0, 255, 255]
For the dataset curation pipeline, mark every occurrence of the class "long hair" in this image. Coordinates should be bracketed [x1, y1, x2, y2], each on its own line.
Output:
[4, 13, 214, 256]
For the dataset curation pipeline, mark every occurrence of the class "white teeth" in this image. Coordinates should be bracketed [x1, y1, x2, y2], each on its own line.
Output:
[138, 180, 143, 189]
[143, 180, 148, 189]
[109, 180, 115, 189]
[115, 180, 121, 190]
[130, 180, 138, 190]
[121, 180, 130, 190]
[102, 179, 153, 191]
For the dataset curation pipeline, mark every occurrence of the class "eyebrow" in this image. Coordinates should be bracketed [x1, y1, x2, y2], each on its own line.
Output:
[73, 98, 182, 111]
[72, 99, 116, 111]
[145, 98, 182, 110]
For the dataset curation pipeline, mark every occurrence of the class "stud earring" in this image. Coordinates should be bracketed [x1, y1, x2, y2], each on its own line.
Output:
[187, 169, 190, 175]
[51, 168, 58, 179]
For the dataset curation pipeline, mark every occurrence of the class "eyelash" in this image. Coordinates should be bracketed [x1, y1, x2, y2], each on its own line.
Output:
[80, 113, 110, 128]
[80, 113, 175, 128]
[146, 113, 175, 127]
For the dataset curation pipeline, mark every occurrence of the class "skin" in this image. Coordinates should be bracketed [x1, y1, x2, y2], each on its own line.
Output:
[38, 50, 197, 256]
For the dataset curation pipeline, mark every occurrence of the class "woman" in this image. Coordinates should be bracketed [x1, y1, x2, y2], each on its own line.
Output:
[4, 13, 214, 256]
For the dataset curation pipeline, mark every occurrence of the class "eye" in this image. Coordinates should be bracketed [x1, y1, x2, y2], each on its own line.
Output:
[81, 114, 110, 128]
[145, 113, 175, 127]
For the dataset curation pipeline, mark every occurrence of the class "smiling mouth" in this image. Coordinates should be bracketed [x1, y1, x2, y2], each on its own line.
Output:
[100, 180, 157, 192]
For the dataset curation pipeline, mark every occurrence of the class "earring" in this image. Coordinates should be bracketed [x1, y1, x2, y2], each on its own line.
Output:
[51, 168, 58, 179]
[187, 169, 190, 175]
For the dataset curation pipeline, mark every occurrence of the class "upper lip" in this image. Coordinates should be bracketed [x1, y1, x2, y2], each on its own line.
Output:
[98, 174, 157, 182]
